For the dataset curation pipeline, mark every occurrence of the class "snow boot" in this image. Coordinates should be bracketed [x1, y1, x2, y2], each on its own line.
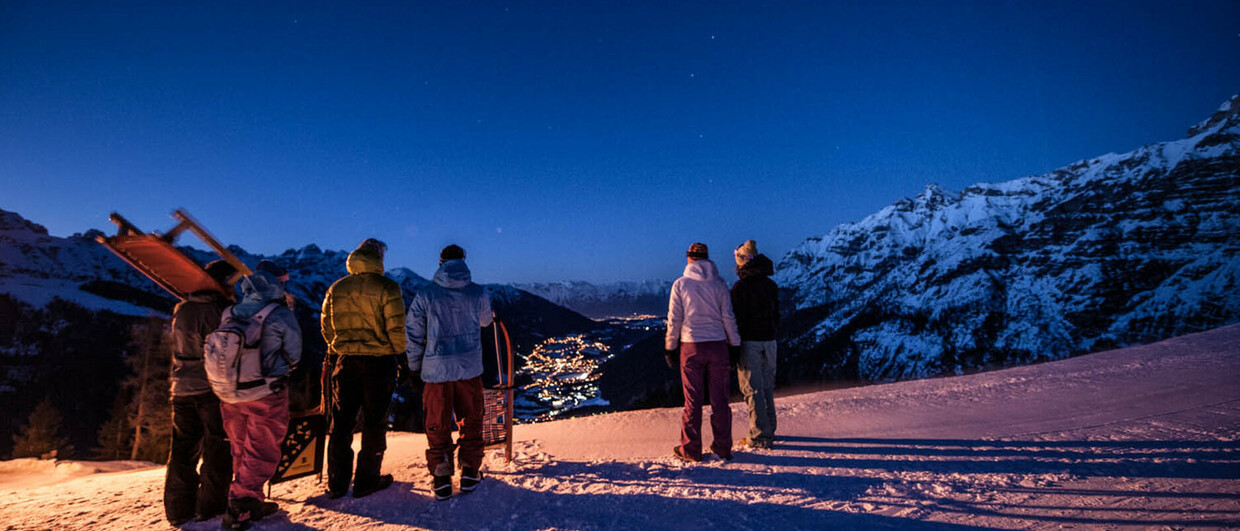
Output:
[352, 474, 394, 498]
[672, 446, 700, 463]
[432, 475, 453, 501]
[221, 500, 252, 530]
[193, 511, 221, 523]
[460, 468, 483, 493]
[326, 488, 348, 500]
[740, 437, 772, 450]
[251, 500, 279, 521]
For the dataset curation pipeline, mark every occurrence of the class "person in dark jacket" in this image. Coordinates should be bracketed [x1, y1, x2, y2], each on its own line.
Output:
[730, 240, 780, 450]
[320, 239, 406, 499]
[165, 260, 236, 525]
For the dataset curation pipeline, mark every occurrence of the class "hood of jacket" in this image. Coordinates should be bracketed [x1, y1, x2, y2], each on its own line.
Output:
[683, 259, 721, 282]
[737, 254, 775, 279]
[233, 270, 286, 317]
[347, 247, 385, 275]
[433, 259, 473, 289]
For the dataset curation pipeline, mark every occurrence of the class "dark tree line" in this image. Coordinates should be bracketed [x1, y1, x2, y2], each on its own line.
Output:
[2, 295, 171, 462]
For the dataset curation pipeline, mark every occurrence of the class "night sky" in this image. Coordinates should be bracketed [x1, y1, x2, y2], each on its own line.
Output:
[3, 1, 1238, 283]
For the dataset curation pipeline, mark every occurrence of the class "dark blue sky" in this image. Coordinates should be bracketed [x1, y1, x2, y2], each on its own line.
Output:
[3, 1, 1238, 283]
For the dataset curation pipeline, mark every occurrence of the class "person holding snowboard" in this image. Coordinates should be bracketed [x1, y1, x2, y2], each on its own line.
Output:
[219, 268, 302, 529]
[405, 245, 493, 500]
[164, 260, 236, 525]
[666, 242, 741, 462]
[320, 238, 406, 499]
[730, 240, 780, 450]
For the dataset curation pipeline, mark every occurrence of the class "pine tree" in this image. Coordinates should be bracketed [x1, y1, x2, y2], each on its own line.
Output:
[11, 397, 74, 459]
[92, 394, 132, 460]
[124, 317, 172, 463]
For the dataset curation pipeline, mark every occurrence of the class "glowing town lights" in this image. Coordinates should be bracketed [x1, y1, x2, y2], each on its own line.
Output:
[514, 314, 666, 422]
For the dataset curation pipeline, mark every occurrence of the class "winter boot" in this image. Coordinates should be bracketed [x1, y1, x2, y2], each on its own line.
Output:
[460, 468, 483, 493]
[221, 499, 252, 531]
[353, 474, 394, 498]
[672, 446, 700, 463]
[251, 499, 279, 521]
[432, 475, 453, 501]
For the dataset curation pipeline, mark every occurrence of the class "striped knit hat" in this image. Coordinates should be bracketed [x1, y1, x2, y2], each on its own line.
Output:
[686, 242, 709, 259]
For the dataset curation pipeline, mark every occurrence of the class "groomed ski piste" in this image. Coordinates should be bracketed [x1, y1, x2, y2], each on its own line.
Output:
[2, 325, 1237, 530]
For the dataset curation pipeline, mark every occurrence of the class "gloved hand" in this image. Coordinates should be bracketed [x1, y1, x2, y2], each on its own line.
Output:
[664, 348, 679, 369]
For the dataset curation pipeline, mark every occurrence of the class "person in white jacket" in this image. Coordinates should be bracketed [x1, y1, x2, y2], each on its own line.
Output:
[665, 242, 741, 462]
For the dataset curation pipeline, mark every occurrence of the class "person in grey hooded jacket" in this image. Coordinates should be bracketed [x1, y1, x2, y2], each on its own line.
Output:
[219, 268, 301, 529]
[406, 245, 493, 500]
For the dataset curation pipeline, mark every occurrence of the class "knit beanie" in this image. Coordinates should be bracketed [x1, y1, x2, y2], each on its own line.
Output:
[255, 260, 289, 283]
[440, 244, 466, 264]
[734, 240, 758, 267]
[686, 242, 709, 260]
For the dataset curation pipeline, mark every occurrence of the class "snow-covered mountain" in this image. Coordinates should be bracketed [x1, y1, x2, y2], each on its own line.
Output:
[3, 324, 1237, 529]
[0, 208, 592, 330]
[774, 94, 1240, 382]
[514, 280, 672, 318]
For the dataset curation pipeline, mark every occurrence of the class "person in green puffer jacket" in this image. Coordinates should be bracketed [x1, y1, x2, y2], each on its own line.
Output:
[320, 239, 406, 498]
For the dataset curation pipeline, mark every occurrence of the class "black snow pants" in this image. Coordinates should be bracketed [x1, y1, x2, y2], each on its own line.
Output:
[328, 354, 397, 494]
[164, 392, 231, 522]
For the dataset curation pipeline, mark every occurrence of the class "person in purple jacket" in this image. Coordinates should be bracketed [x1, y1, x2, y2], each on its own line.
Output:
[665, 242, 741, 462]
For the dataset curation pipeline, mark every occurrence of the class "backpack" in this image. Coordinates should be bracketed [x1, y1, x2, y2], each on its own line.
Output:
[203, 302, 285, 403]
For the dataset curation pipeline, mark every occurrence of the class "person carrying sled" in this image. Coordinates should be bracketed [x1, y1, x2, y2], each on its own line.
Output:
[320, 238, 406, 498]
[730, 240, 780, 450]
[217, 267, 302, 529]
[666, 242, 741, 462]
[405, 244, 493, 500]
[164, 260, 236, 525]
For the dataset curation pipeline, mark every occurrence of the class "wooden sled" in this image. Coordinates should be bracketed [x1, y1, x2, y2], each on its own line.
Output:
[95, 209, 250, 301]
[482, 318, 515, 463]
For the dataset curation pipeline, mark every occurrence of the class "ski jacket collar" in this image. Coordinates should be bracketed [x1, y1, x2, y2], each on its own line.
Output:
[683, 259, 721, 282]
[737, 254, 775, 279]
[433, 259, 473, 289]
[347, 247, 385, 275]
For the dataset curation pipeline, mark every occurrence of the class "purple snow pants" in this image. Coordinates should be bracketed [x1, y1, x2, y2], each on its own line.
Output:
[220, 389, 289, 501]
[678, 341, 732, 460]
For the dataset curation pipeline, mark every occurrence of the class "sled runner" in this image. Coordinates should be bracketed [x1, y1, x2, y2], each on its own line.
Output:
[482, 318, 515, 462]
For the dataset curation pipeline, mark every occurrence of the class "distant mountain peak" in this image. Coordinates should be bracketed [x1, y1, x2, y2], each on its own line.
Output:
[1187, 93, 1240, 138]
[0, 208, 49, 236]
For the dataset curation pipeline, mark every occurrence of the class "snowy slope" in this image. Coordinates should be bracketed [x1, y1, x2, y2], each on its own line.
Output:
[2, 324, 1236, 530]
[775, 94, 1240, 382]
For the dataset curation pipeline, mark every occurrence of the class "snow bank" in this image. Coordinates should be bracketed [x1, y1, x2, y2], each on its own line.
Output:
[1, 325, 1237, 529]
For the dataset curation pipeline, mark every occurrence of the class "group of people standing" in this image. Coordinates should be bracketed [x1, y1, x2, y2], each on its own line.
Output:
[164, 240, 493, 529]
[161, 237, 779, 529]
[666, 240, 780, 462]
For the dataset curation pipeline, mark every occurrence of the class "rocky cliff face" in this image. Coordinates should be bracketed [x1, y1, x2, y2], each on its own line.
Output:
[774, 95, 1240, 382]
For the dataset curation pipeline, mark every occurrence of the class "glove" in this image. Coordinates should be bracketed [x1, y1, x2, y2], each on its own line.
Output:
[664, 349, 679, 369]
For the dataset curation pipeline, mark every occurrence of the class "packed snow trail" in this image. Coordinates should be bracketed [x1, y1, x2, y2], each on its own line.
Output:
[2, 325, 1237, 530]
